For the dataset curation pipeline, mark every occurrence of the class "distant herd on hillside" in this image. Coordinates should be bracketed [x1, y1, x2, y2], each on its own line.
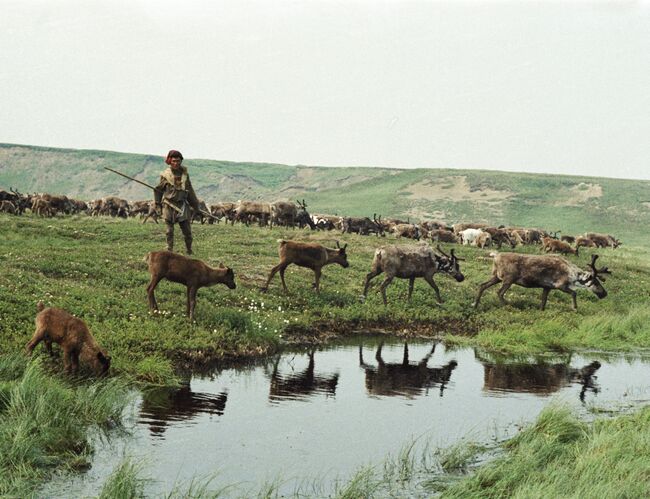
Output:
[0, 188, 621, 254]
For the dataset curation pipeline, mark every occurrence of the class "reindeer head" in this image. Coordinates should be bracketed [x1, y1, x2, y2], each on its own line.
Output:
[578, 254, 611, 298]
[372, 214, 385, 236]
[435, 245, 465, 282]
[333, 241, 350, 268]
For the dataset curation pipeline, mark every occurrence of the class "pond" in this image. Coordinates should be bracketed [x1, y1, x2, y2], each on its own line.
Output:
[42, 336, 650, 497]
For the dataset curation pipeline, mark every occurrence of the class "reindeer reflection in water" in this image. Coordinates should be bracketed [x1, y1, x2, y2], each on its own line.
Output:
[481, 358, 601, 402]
[139, 385, 228, 437]
[267, 350, 340, 403]
[359, 342, 457, 398]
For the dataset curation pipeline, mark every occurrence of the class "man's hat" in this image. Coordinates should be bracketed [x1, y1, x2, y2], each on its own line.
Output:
[165, 150, 183, 165]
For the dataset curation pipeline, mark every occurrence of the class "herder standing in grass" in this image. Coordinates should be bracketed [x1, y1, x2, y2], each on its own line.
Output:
[155, 150, 201, 254]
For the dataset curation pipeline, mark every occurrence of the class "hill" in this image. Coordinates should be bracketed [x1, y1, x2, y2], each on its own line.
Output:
[1, 142, 650, 244]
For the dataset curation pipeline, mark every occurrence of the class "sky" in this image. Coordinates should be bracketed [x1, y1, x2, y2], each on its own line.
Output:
[1, 0, 649, 179]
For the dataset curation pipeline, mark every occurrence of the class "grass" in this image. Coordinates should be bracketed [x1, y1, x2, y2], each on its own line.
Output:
[2, 213, 650, 387]
[441, 405, 650, 498]
[0, 354, 132, 498]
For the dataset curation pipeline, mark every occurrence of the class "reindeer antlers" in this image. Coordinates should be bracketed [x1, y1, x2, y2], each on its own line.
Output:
[588, 254, 612, 279]
[436, 244, 465, 261]
[335, 240, 347, 250]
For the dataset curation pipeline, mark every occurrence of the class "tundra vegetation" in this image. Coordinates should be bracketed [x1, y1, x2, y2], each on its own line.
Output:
[1, 214, 650, 497]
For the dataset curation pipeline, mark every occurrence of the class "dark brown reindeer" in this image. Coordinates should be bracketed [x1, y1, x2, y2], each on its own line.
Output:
[26, 302, 111, 376]
[363, 244, 465, 305]
[145, 251, 236, 321]
[359, 342, 458, 398]
[267, 350, 339, 403]
[474, 253, 611, 311]
[261, 240, 349, 294]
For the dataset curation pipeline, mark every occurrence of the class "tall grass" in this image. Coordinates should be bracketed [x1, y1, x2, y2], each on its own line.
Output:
[442, 405, 650, 498]
[0, 355, 132, 497]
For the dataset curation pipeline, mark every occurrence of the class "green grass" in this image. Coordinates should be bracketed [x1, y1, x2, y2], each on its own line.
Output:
[2, 213, 650, 387]
[0, 354, 132, 497]
[441, 405, 650, 498]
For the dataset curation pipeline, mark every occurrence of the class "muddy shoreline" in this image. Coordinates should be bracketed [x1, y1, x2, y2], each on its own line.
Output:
[171, 316, 481, 369]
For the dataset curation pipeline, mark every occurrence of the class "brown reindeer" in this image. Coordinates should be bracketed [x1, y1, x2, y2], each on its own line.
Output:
[26, 302, 111, 376]
[542, 236, 579, 256]
[363, 244, 464, 305]
[262, 240, 349, 293]
[474, 253, 610, 311]
[145, 251, 236, 320]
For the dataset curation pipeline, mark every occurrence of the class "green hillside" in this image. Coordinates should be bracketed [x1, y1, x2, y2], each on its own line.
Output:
[1, 142, 649, 244]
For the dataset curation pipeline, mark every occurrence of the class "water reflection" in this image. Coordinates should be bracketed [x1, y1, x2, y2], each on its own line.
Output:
[267, 350, 340, 403]
[139, 385, 228, 437]
[481, 358, 601, 402]
[359, 342, 457, 398]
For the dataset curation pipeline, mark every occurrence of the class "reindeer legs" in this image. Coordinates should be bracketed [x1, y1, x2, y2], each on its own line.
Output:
[363, 268, 382, 297]
[262, 263, 289, 292]
[496, 281, 513, 304]
[540, 288, 551, 310]
[147, 275, 163, 311]
[378, 276, 394, 305]
[424, 274, 443, 303]
[473, 276, 501, 308]
[407, 277, 415, 300]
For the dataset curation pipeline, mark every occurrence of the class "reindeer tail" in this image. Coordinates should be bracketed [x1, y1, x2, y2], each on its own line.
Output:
[277, 239, 287, 245]
[489, 251, 498, 258]
[36, 301, 45, 312]
[143, 252, 151, 264]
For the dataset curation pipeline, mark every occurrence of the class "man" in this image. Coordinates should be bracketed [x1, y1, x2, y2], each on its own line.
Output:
[154, 150, 201, 254]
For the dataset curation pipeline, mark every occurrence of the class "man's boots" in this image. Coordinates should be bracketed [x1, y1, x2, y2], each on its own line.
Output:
[185, 237, 193, 255]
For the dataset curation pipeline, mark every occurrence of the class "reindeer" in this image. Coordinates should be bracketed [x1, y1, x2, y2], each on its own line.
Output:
[26, 302, 111, 376]
[474, 253, 611, 311]
[270, 200, 297, 228]
[0, 200, 17, 215]
[391, 223, 421, 240]
[261, 240, 349, 294]
[542, 236, 579, 256]
[144, 251, 236, 321]
[341, 214, 384, 236]
[583, 232, 621, 249]
[363, 244, 465, 305]
[295, 199, 316, 229]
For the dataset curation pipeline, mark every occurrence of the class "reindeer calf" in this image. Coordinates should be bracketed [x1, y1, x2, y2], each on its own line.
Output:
[26, 302, 111, 375]
[262, 240, 349, 293]
[145, 251, 236, 321]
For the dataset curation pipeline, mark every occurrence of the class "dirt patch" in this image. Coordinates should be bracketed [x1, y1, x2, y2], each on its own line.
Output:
[556, 183, 603, 207]
[401, 176, 512, 205]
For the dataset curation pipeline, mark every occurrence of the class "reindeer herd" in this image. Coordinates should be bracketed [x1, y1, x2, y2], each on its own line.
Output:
[8, 187, 621, 376]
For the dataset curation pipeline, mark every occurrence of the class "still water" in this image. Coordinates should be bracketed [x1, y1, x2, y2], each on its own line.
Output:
[44, 336, 650, 496]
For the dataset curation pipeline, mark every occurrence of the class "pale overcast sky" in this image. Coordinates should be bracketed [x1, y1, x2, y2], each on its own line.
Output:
[1, 1, 649, 179]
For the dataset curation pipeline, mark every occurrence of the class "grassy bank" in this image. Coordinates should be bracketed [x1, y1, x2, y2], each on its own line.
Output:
[441, 404, 650, 498]
[0, 355, 131, 498]
[2, 214, 650, 383]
